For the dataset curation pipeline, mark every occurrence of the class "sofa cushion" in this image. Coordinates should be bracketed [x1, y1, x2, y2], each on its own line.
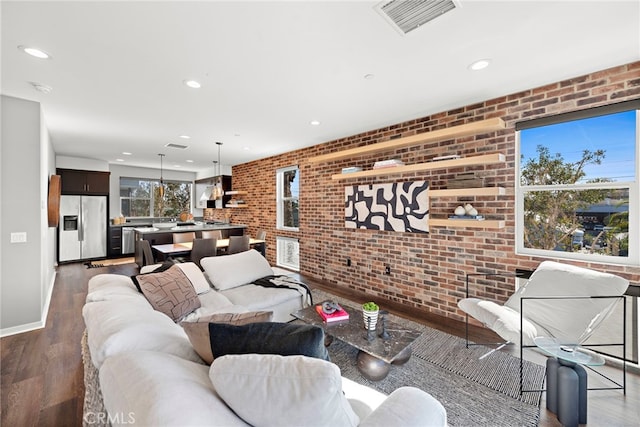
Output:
[86, 274, 142, 302]
[210, 354, 359, 427]
[209, 322, 329, 361]
[136, 262, 212, 295]
[100, 351, 247, 427]
[136, 264, 201, 322]
[201, 249, 273, 290]
[181, 311, 274, 364]
[82, 300, 203, 368]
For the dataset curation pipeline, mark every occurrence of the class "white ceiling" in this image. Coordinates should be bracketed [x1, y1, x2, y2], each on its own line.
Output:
[2, 1, 639, 173]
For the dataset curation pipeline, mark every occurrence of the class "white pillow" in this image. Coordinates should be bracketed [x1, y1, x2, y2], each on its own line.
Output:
[140, 262, 211, 294]
[175, 262, 211, 294]
[201, 249, 274, 290]
[210, 354, 360, 427]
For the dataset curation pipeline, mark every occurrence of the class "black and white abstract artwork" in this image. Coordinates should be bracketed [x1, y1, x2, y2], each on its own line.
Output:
[345, 181, 429, 233]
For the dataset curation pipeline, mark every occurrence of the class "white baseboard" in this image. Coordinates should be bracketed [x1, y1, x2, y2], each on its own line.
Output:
[0, 271, 56, 338]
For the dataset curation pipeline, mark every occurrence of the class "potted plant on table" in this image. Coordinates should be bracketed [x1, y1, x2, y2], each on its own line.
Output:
[362, 301, 379, 330]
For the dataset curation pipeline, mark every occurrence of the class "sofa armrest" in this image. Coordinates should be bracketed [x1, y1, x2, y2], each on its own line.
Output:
[358, 386, 446, 427]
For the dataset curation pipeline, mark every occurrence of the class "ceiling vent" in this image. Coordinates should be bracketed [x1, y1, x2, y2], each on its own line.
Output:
[165, 142, 189, 150]
[376, 0, 458, 35]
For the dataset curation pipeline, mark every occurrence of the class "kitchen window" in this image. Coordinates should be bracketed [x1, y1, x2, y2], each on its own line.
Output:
[515, 99, 639, 266]
[120, 177, 191, 218]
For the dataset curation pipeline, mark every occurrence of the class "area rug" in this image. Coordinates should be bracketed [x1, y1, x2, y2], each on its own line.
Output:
[312, 288, 545, 426]
[86, 257, 135, 268]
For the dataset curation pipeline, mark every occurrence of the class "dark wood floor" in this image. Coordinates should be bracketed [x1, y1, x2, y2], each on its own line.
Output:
[1, 262, 638, 426]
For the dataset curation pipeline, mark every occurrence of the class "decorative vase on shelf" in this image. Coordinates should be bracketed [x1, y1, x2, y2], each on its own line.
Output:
[362, 302, 379, 330]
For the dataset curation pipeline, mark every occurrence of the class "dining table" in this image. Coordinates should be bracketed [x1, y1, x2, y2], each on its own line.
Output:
[151, 238, 266, 260]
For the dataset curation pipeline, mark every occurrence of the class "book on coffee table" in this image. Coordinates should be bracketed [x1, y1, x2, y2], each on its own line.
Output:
[315, 304, 350, 323]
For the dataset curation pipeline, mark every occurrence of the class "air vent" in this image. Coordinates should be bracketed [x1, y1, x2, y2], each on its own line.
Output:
[376, 0, 458, 35]
[165, 143, 189, 150]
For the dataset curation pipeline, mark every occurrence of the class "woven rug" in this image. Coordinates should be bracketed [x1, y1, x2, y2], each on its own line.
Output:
[312, 288, 545, 427]
[86, 257, 135, 268]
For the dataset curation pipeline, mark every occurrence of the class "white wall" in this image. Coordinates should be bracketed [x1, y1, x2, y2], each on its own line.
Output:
[1, 95, 56, 336]
[56, 155, 109, 171]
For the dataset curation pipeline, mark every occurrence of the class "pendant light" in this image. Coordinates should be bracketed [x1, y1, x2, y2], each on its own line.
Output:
[213, 142, 224, 199]
[158, 153, 165, 198]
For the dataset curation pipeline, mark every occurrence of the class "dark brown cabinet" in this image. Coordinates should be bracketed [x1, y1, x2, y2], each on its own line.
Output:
[108, 227, 122, 257]
[57, 168, 110, 195]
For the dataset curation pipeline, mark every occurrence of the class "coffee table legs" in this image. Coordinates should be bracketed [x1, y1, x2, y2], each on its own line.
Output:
[356, 346, 413, 381]
[357, 351, 391, 381]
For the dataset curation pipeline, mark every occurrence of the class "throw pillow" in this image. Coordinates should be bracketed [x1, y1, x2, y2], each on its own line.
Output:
[181, 311, 274, 364]
[131, 261, 173, 292]
[208, 322, 329, 361]
[136, 264, 201, 322]
[200, 249, 273, 290]
[210, 354, 360, 427]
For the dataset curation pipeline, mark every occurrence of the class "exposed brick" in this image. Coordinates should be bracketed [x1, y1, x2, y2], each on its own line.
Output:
[231, 61, 640, 323]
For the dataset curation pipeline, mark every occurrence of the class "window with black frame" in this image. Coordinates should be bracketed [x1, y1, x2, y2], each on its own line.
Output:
[120, 177, 191, 218]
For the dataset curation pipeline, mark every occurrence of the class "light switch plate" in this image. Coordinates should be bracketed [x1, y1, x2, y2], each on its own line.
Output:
[10, 232, 27, 243]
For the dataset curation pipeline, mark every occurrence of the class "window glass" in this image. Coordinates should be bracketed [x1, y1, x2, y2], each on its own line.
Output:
[517, 109, 638, 265]
[276, 236, 299, 271]
[120, 177, 191, 218]
[277, 166, 299, 230]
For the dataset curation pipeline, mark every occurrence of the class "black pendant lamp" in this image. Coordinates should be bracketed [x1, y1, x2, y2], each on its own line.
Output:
[158, 153, 165, 198]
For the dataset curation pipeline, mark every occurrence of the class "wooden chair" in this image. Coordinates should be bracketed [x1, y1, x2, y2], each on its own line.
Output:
[201, 229, 222, 240]
[191, 238, 218, 270]
[135, 239, 155, 268]
[227, 235, 250, 255]
[173, 232, 196, 244]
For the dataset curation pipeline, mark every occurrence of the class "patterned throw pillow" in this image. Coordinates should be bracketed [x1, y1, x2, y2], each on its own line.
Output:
[181, 311, 274, 364]
[136, 264, 201, 322]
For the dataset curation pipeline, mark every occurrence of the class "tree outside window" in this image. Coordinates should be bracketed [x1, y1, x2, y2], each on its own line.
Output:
[120, 177, 191, 218]
[517, 107, 637, 265]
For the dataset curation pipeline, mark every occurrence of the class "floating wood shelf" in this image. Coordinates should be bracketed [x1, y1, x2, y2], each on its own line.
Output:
[225, 204, 248, 208]
[429, 218, 506, 229]
[225, 190, 247, 195]
[309, 117, 506, 164]
[332, 153, 506, 181]
[430, 187, 506, 197]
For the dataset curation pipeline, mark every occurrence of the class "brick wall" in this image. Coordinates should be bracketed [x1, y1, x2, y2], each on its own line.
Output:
[229, 61, 640, 322]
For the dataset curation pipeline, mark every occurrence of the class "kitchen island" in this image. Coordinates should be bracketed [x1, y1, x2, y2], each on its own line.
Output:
[134, 222, 247, 246]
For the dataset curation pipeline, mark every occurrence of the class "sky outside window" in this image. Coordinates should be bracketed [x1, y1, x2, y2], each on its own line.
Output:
[520, 110, 637, 183]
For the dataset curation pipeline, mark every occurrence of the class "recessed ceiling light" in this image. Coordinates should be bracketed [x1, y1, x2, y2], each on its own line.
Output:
[173, 164, 181, 168]
[18, 45, 51, 59]
[310, 120, 321, 126]
[183, 80, 201, 89]
[122, 151, 132, 155]
[469, 59, 491, 71]
[28, 82, 52, 94]
[364, 74, 375, 80]
[243, 146, 251, 151]
[179, 135, 190, 139]
[116, 158, 125, 162]
[186, 159, 194, 163]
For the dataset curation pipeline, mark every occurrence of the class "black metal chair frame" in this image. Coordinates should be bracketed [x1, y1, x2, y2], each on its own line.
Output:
[463, 272, 626, 396]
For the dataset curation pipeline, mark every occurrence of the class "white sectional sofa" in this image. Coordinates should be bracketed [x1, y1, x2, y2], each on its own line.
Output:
[82, 249, 447, 426]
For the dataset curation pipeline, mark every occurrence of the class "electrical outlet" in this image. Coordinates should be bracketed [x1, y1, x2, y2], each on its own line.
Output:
[10, 232, 27, 243]
[384, 265, 391, 275]
[346, 258, 351, 267]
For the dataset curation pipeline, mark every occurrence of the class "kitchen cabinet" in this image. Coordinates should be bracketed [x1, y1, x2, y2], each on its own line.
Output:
[57, 168, 110, 195]
[195, 175, 232, 208]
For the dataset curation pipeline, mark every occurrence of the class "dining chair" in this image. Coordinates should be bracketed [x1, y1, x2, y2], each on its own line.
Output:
[256, 229, 267, 240]
[228, 235, 250, 254]
[173, 232, 196, 244]
[191, 238, 218, 270]
[201, 229, 222, 240]
[135, 239, 155, 268]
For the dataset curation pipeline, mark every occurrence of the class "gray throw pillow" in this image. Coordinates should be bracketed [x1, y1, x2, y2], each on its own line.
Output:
[208, 322, 330, 361]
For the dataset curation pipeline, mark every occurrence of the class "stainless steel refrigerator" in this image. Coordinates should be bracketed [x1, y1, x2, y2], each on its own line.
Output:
[59, 195, 107, 262]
